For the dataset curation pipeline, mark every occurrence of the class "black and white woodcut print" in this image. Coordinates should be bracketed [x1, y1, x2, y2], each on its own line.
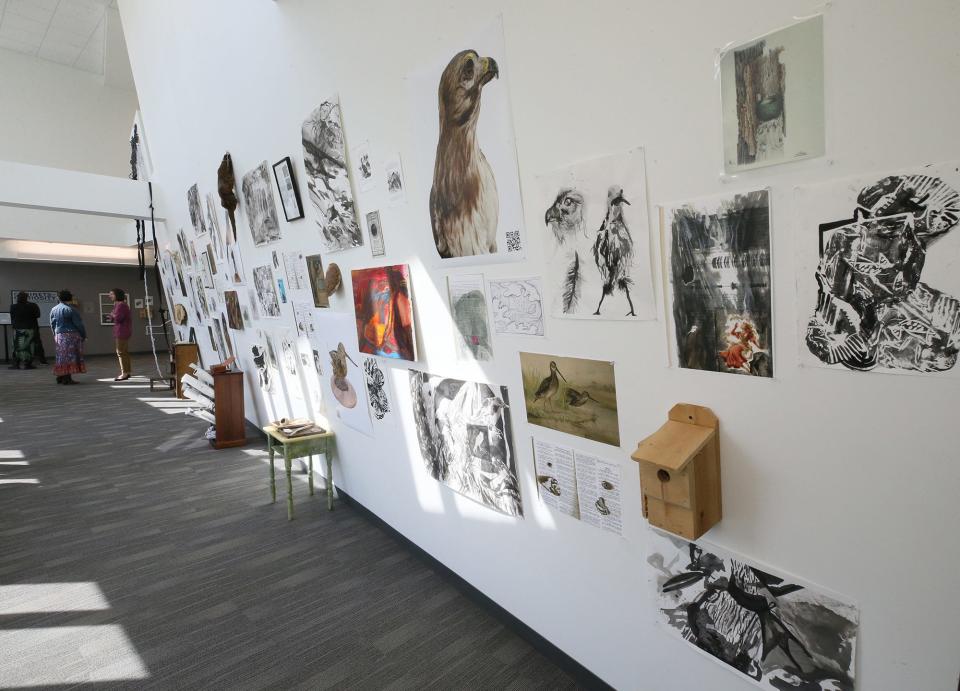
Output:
[666, 189, 773, 376]
[187, 183, 207, 235]
[408, 369, 521, 516]
[538, 149, 655, 320]
[362, 356, 392, 421]
[648, 531, 859, 691]
[241, 161, 281, 247]
[252, 264, 281, 318]
[797, 163, 960, 376]
[720, 16, 825, 174]
[411, 16, 525, 265]
[301, 98, 364, 252]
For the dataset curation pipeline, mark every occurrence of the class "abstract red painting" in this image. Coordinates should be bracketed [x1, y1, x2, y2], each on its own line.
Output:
[351, 264, 417, 361]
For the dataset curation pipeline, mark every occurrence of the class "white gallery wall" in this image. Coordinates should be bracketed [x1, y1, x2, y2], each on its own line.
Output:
[118, 1, 960, 689]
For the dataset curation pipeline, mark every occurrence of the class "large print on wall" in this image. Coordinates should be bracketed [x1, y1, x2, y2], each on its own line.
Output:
[797, 163, 960, 376]
[665, 189, 773, 377]
[241, 161, 282, 247]
[301, 98, 364, 253]
[409, 369, 521, 516]
[410, 15, 525, 265]
[351, 264, 416, 361]
[538, 148, 656, 321]
[519, 352, 620, 447]
[252, 264, 281, 318]
[720, 16, 825, 174]
[317, 311, 372, 436]
[647, 531, 859, 691]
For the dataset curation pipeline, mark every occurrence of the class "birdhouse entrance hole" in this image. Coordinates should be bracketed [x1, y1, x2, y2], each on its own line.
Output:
[657, 469, 671, 483]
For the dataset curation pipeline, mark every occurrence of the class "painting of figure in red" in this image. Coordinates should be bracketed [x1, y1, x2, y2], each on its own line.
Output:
[352, 264, 417, 362]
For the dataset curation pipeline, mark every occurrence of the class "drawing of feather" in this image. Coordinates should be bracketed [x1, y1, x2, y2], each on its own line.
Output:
[562, 251, 583, 313]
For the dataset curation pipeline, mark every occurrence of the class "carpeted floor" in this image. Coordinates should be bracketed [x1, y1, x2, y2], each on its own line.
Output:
[0, 354, 583, 690]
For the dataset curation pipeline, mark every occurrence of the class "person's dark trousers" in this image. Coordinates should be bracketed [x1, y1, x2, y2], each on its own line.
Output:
[33, 327, 47, 364]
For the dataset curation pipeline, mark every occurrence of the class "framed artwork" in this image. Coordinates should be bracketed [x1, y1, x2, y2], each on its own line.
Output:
[272, 156, 305, 222]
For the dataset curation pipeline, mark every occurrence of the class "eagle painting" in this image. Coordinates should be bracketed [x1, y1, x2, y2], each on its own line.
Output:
[430, 49, 500, 258]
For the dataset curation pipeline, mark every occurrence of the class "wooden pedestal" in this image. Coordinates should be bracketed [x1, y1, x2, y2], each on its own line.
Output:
[211, 369, 246, 449]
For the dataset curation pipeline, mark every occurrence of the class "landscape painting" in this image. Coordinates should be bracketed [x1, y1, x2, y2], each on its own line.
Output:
[301, 98, 363, 252]
[241, 161, 281, 246]
[720, 16, 825, 174]
[665, 189, 773, 377]
[410, 15, 525, 265]
[409, 369, 521, 516]
[648, 531, 859, 691]
[796, 162, 960, 377]
[538, 149, 656, 321]
[519, 351, 620, 447]
[351, 264, 416, 361]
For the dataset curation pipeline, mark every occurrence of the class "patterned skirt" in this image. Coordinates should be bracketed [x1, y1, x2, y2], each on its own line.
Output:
[54, 332, 86, 376]
[13, 329, 35, 363]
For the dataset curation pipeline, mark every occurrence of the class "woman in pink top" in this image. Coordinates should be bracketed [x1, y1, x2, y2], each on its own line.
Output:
[110, 288, 133, 381]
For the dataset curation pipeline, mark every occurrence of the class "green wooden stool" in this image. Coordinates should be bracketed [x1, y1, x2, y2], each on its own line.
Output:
[264, 425, 336, 519]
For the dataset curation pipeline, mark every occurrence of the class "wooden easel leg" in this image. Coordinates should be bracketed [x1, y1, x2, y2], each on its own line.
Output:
[284, 448, 294, 520]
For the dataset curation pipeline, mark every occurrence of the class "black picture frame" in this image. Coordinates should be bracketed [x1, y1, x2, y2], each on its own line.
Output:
[272, 156, 305, 222]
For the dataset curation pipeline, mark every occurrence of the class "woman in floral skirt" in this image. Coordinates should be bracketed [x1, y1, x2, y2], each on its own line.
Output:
[48, 290, 87, 385]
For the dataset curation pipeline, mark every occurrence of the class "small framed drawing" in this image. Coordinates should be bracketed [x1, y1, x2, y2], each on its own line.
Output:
[272, 156, 304, 222]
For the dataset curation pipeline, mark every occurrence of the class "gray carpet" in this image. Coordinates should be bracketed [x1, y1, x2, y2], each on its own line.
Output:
[0, 354, 582, 690]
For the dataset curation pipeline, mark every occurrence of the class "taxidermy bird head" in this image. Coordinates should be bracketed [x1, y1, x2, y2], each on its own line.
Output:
[544, 188, 586, 244]
[430, 50, 500, 259]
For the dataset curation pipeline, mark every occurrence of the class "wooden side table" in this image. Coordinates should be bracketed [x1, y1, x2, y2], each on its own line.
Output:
[263, 425, 336, 519]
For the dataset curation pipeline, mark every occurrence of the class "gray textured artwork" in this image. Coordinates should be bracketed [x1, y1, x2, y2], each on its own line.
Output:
[488, 278, 544, 336]
[252, 265, 281, 318]
[448, 273, 493, 361]
[409, 369, 521, 516]
[648, 531, 858, 691]
[241, 161, 281, 247]
[362, 356, 391, 421]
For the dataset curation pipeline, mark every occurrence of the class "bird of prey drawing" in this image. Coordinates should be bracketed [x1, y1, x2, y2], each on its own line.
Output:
[593, 186, 636, 316]
[544, 188, 586, 244]
[430, 49, 500, 258]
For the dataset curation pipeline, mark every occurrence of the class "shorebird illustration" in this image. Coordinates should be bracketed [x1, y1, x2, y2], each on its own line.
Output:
[533, 361, 566, 409]
[564, 388, 598, 407]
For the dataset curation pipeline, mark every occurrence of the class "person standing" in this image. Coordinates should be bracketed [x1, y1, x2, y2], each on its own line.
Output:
[9, 292, 40, 370]
[49, 290, 86, 385]
[110, 288, 132, 381]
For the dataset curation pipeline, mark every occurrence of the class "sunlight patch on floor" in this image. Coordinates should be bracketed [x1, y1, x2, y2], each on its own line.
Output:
[0, 460, 29, 466]
[0, 583, 111, 615]
[0, 478, 39, 485]
[0, 450, 25, 459]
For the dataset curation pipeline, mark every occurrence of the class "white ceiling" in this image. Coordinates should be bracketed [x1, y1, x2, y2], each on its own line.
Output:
[0, 0, 120, 76]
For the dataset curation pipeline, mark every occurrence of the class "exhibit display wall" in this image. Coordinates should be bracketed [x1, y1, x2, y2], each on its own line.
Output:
[118, 1, 960, 689]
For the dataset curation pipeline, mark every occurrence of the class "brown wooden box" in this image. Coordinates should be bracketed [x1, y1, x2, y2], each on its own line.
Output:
[630, 403, 721, 540]
[174, 342, 200, 399]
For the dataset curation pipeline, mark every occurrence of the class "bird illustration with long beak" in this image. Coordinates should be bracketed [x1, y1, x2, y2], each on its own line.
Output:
[533, 361, 566, 410]
[430, 49, 500, 258]
[564, 388, 597, 407]
[593, 186, 636, 316]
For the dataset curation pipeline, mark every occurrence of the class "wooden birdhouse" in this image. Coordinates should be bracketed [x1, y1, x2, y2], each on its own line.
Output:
[631, 403, 721, 540]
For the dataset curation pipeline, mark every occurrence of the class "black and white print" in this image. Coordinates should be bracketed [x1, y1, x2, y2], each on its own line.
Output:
[366, 210, 385, 257]
[648, 531, 859, 691]
[252, 264, 281, 318]
[383, 155, 406, 204]
[408, 369, 521, 516]
[488, 277, 545, 336]
[665, 189, 773, 377]
[797, 162, 960, 377]
[362, 356, 392, 422]
[301, 98, 364, 252]
[206, 194, 224, 261]
[241, 161, 282, 247]
[279, 330, 298, 376]
[187, 183, 207, 235]
[538, 149, 656, 320]
[352, 140, 375, 193]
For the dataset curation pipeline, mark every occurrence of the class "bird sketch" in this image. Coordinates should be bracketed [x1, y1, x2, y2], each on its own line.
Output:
[592, 186, 636, 316]
[539, 149, 655, 320]
[520, 352, 620, 447]
[430, 49, 500, 258]
[329, 342, 358, 408]
[649, 532, 859, 691]
[301, 99, 364, 252]
[317, 311, 373, 436]
[409, 369, 521, 516]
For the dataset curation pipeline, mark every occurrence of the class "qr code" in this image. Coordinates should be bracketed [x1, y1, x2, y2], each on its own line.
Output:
[505, 230, 521, 253]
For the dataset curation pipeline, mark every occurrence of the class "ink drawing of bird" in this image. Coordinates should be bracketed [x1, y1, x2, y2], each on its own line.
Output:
[544, 188, 586, 245]
[593, 186, 636, 316]
[430, 50, 500, 258]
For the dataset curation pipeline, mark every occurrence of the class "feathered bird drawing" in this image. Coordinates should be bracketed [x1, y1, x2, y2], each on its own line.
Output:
[544, 188, 586, 244]
[564, 388, 597, 407]
[545, 188, 587, 313]
[533, 361, 566, 409]
[430, 50, 500, 258]
[593, 186, 636, 316]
